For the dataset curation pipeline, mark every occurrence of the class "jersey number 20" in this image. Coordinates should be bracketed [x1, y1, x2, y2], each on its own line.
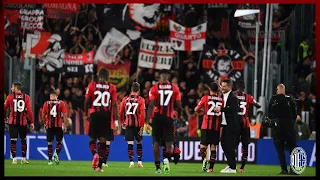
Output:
[93, 91, 111, 107]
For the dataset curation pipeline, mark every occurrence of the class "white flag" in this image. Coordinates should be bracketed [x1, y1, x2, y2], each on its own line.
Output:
[169, 20, 207, 51]
[94, 28, 130, 64]
[138, 38, 174, 70]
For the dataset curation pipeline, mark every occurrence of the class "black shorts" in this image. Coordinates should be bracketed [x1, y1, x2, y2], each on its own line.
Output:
[88, 111, 112, 139]
[125, 126, 142, 142]
[236, 127, 250, 146]
[107, 129, 114, 141]
[9, 125, 27, 139]
[152, 113, 174, 143]
[46, 127, 64, 142]
[200, 129, 220, 146]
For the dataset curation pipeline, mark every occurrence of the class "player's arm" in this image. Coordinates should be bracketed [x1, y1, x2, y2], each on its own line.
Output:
[220, 95, 238, 113]
[139, 98, 146, 127]
[174, 86, 183, 121]
[84, 84, 92, 117]
[119, 97, 126, 124]
[249, 95, 261, 108]
[146, 87, 156, 124]
[61, 101, 69, 129]
[111, 85, 119, 124]
[41, 102, 48, 123]
[26, 95, 34, 124]
[194, 96, 205, 114]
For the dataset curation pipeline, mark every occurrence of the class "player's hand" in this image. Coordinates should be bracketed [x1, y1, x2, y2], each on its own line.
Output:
[214, 106, 221, 112]
[138, 127, 144, 136]
[63, 126, 67, 133]
[146, 124, 151, 134]
[30, 123, 34, 131]
[122, 123, 127, 129]
[239, 169, 245, 173]
[196, 109, 204, 116]
[4, 117, 9, 124]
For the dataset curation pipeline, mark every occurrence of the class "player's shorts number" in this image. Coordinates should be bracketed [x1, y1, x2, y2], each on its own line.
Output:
[207, 101, 222, 116]
[50, 105, 57, 118]
[126, 103, 138, 115]
[238, 102, 247, 115]
[93, 91, 111, 107]
[158, 90, 173, 106]
[13, 99, 25, 112]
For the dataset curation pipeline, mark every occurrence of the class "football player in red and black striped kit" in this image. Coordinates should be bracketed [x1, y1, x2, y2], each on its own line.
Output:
[120, 82, 145, 168]
[84, 69, 119, 172]
[145, 69, 183, 174]
[235, 80, 261, 173]
[41, 91, 68, 165]
[4, 82, 34, 164]
[195, 82, 224, 173]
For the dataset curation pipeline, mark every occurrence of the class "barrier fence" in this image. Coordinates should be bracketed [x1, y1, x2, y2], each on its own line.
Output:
[4, 134, 315, 167]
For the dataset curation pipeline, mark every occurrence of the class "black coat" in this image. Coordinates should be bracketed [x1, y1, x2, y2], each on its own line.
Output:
[221, 91, 240, 131]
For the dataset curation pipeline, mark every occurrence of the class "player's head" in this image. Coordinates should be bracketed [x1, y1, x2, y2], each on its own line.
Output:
[131, 82, 140, 93]
[208, 82, 219, 94]
[276, 84, 285, 95]
[236, 80, 245, 92]
[98, 68, 109, 83]
[221, 79, 233, 94]
[11, 82, 22, 93]
[50, 91, 58, 101]
[159, 69, 170, 82]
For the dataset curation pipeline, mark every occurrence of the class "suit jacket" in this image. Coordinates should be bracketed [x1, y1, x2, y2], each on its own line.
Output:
[221, 91, 240, 131]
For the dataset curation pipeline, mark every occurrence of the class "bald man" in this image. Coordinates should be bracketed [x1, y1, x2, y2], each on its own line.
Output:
[268, 84, 299, 175]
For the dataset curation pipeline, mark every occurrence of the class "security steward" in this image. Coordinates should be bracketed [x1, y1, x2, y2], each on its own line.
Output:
[267, 84, 299, 175]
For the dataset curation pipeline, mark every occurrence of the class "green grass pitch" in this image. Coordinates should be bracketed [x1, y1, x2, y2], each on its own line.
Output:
[4, 160, 315, 176]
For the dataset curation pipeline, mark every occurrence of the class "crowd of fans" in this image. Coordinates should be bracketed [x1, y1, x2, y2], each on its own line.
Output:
[4, 4, 316, 139]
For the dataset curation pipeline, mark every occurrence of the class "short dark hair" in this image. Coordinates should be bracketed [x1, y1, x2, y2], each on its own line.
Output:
[50, 91, 58, 96]
[236, 80, 245, 90]
[13, 82, 22, 90]
[98, 68, 109, 79]
[222, 79, 233, 87]
[209, 82, 219, 92]
[159, 69, 170, 75]
[131, 82, 140, 92]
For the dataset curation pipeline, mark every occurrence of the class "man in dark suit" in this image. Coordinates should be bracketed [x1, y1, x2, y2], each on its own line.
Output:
[214, 79, 239, 173]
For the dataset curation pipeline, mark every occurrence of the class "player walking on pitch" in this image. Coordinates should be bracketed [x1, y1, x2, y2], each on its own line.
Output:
[195, 82, 224, 173]
[41, 91, 68, 165]
[235, 80, 261, 173]
[4, 82, 34, 164]
[146, 69, 183, 174]
[84, 69, 119, 172]
[120, 82, 145, 168]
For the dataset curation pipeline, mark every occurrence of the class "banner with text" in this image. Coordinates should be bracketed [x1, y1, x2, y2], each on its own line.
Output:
[97, 62, 131, 90]
[201, 46, 244, 84]
[19, 6, 45, 31]
[138, 38, 174, 70]
[94, 28, 131, 64]
[4, 9, 19, 36]
[63, 51, 95, 76]
[44, 3, 78, 19]
[169, 20, 207, 51]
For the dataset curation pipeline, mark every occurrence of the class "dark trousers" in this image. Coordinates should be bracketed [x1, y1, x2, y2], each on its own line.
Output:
[272, 127, 298, 171]
[221, 125, 237, 169]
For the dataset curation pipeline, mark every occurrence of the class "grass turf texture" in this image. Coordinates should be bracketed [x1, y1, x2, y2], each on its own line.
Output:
[5, 160, 315, 176]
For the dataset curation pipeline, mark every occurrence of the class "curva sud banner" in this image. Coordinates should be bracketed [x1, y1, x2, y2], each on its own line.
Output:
[4, 133, 315, 167]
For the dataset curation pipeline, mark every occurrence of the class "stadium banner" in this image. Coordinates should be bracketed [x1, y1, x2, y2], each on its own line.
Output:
[94, 28, 131, 64]
[97, 62, 131, 90]
[4, 9, 19, 36]
[169, 20, 207, 51]
[43, 3, 79, 12]
[175, 137, 257, 163]
[257, 139, 316, 167]
[21, 31, 51, 60]
[138, 38, 174, 70]
[63, 51, 95, 76]
[45, 9, 74, 19]
[201, 46, 244, 84]
[19, 6, 45, 31]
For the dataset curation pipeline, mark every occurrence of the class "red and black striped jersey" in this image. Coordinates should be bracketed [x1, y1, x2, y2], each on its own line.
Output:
[4, 92, 34, 126]
[235, 91, 258, 128]
[196, 94, 224, 130]
[148, 82, 181, 119]
[41, 100, 68, 129]
[120, 93, 145, 127]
